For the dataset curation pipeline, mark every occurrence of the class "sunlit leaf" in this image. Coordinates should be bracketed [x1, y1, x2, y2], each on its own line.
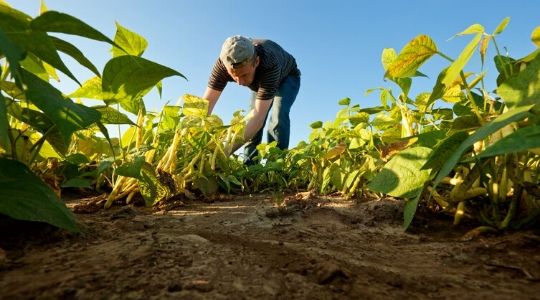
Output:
[381, 48, 397, 71]
[386, 35, 437, 78]
[456, 24, 484, 36]
[69, 76, 103, 100]
[102, 55, 186, 103]
[477, 125, 540, 158]
[368, 146, 432, 199]
[93, 105, 135, 125]
[338, 97, 351, 106]
[31, 11, 116, 46]
[433, 104, 534, 187]
[22, 69, 101, 142]
[493, 17, 510, 36]
[532, 26, 540, 47]
[182, 94, 208, 117]
[442, 32, 482, 88]
[111, 22, 148, 57]
[498, 54, 540, 108]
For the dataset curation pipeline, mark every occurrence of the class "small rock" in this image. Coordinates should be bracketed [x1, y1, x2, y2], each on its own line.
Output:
[184, 279, 213, 292]
[178, 234, 210, 244]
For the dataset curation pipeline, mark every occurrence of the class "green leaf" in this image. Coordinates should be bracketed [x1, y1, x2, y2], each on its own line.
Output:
[0, 28, 25, 84]
[61, 177, 93, 188]
[111, 22, 148, 57]
[93, 106, 135, 125]
[50, 36, 100, 76]
[338, 97, 351, 106]
[403, 192, 422, 230]
[532, 26, 540, 47]
[310, 121, 323, 129]
[22, 69, 101, 142]
[102, 55, 186, 103]
[477, 125, 540, 158]
[386, 35, 437, 78]
[0, 81, 25, 100]
[498, 54, 540, 109]
[31, 11, 116, 46]
[69, 76, 103, 100]
[422, 131, 469, 170]
[433, 104, 534, 187]
[115, 156, 146, 179]
[493, 17, 510, 36]
[6, 104, 68, 154]
[442, 32, 482, 88]
[368, 147, 432, 199]
[0, 93, 8, 149]
[0, 157, 79, 232]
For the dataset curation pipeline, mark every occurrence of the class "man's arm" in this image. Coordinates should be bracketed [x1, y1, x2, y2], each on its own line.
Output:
[228, 98, 272, 154]
[202, 87, 222, 115]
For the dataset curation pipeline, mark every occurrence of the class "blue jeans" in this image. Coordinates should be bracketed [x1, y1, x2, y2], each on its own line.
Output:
[243, 75, 300, 164]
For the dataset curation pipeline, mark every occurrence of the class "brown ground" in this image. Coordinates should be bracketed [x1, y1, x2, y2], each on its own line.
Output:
[1, 192, 539, 300]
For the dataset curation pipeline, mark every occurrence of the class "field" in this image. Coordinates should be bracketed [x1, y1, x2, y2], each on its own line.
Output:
[2, 193, 539, 299]
[1, 3, 540, 299]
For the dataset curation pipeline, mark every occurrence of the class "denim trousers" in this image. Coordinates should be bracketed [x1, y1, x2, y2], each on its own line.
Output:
[243, 75, 300, 164]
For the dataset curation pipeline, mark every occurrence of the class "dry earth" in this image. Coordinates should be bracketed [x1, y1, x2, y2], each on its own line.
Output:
[1, 192, 539, 299]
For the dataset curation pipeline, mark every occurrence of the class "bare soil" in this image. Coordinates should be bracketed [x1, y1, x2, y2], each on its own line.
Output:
[1, 192, 539, 299]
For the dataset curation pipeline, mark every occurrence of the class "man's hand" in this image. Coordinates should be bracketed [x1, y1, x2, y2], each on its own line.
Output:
[226, 98, 272, 155]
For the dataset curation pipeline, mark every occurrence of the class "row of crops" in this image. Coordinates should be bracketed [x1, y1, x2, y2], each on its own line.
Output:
[1, 3, 539, 233]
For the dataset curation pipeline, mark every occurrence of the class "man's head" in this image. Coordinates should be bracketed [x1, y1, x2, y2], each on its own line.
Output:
[220, 35, 259, 86]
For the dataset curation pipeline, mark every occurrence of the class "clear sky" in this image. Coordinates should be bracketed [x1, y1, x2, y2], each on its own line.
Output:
[6, 0, 540, 147]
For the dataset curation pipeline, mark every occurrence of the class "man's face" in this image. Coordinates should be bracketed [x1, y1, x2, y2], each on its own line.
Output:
[227, 57, 259, 86]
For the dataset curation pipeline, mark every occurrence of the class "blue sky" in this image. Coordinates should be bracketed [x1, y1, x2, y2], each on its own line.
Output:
[7, 0, 540, 147]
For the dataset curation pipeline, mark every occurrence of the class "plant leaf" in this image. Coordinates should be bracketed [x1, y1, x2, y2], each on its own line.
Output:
[477, 125, 540, 158]
[111, 22, 148, 57]
[422, 131, 469, 170]
[368, 146, 432, 199]
[22, 69, 101, 142]
[386, 35, 437, 78]
[533, 26, 540, 47]
[493, 17, 510, 36]
[0, 93, 8, 149]
[93, 105, 135, 125]
[498, 54, 540, 108]
[442, 32, 483, 88]
[69, 76, 103, 100]
[50, 36, 100, 76]
[102, 55, 186, 103]
[31, 11, 116, 46]
[0, 157, 79, 232]
[433, 104, 534, 187]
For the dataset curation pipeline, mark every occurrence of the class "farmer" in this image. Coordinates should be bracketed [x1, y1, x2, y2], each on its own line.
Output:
[202, 35, 301, 164]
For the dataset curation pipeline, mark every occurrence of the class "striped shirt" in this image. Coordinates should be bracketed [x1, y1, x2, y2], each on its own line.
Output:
[208, 39, 301, 100]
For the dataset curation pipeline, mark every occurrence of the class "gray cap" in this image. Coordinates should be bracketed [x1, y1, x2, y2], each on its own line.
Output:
[219, 35, 255, 68]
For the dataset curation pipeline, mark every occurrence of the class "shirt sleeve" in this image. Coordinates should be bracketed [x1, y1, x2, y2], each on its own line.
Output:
[207, 58, 231, 91]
